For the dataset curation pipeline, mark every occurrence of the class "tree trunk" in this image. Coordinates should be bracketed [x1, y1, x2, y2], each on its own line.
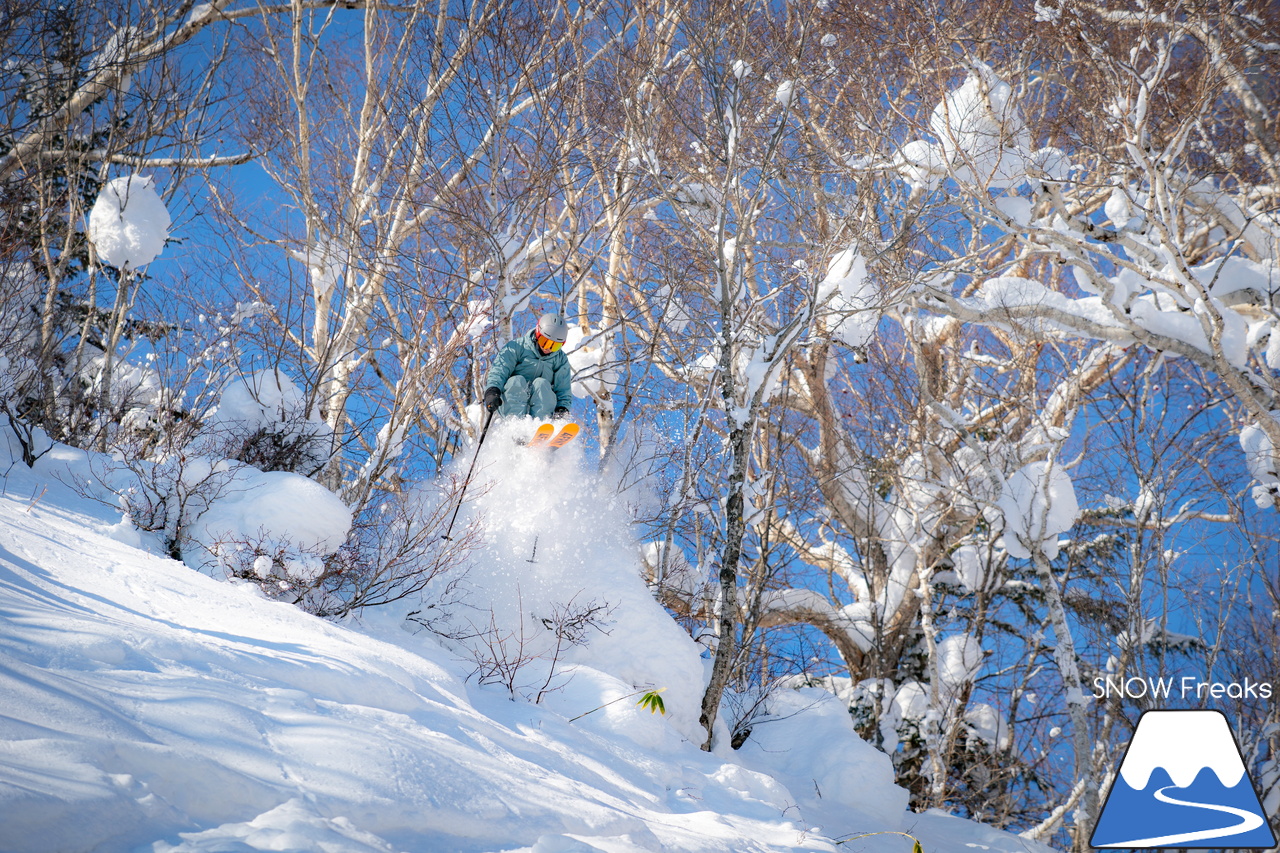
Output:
[1032, 548, 1097, 848]
[700, 419, 749, 751]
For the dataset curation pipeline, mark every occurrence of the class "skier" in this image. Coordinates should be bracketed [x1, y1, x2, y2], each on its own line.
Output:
[482, 312, 573, 421]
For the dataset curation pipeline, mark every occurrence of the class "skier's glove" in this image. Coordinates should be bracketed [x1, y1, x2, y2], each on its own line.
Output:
[483, 387, 503, 413]
[553, 407, 570, 420]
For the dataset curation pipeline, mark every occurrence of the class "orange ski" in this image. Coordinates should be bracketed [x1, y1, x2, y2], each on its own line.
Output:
[526, 423, 555, 448]
[547, 423, 579, 450]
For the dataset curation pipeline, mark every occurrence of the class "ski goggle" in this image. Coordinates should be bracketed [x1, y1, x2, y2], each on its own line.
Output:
[534, 329, 564, 353]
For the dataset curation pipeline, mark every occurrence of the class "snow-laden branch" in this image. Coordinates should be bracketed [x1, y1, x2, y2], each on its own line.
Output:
[754, 588, 871, 670]
[36, 149, 253, 169]
[0, 0, 237, 182]
[886, 51, 1280, 503]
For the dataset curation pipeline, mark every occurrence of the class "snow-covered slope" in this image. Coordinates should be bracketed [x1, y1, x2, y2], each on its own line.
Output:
[0, 438, 1050, 853]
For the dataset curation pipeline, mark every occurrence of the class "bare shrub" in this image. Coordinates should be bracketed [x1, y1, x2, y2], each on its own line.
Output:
[303, 488, 481, 619]
[96, 450, 236, 561]
[421, 589, 616, 702]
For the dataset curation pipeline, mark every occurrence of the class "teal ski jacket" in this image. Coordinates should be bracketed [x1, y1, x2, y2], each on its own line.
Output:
[485, 331, 574, 410]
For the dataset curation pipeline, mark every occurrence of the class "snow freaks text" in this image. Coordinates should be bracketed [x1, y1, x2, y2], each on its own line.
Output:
[1092, 676, 1274, 702]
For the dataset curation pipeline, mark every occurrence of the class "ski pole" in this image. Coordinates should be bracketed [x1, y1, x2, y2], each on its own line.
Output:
[442, 406, 495, 540]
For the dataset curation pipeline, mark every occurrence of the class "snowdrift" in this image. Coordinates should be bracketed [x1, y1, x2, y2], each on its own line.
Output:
[0, 432, 1051, 853]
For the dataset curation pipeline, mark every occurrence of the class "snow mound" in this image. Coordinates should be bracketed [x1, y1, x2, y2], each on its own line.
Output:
[153, 799, 398, 853]
[88, 174, 171, 270]
[735, 688, 909, 831]
[188, 464, 353, 579]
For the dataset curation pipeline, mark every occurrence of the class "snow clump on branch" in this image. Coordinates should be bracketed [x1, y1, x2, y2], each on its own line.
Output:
[894, 62, 1067, 193]
[817, 245, 879, 347]
[996, 459, 1079, 560]
[87, 175, 171, 270]
[931, 62, 1031, 189]
[1240, 411, 1280, 509]
[564, 324, 617, 400]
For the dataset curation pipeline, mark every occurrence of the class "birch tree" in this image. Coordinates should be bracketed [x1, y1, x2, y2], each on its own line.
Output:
[626, 0, 1277, 834]
[225, 0, 611, 500]
[0, 0, 248, 446]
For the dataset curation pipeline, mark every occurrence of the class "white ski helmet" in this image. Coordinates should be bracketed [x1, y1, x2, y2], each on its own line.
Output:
[535, 312, 568, 344]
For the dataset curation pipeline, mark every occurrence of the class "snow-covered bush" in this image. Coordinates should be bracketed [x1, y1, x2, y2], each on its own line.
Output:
[81, 350, 177, 445]
[1, 168, 181, 455]
[202, 370, 334, 477]
[97, 421, 478, 619]
[316, 488, 479, 618]
[436, 592, 617, 702]
[185, 464, 351, 590]
[112, 452, 239, 561]
[0, 256, 179, 455]
[100, 437, 351, 589]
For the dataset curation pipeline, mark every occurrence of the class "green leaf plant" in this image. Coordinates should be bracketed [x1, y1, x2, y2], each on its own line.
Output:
[568, 687, 667, 723]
